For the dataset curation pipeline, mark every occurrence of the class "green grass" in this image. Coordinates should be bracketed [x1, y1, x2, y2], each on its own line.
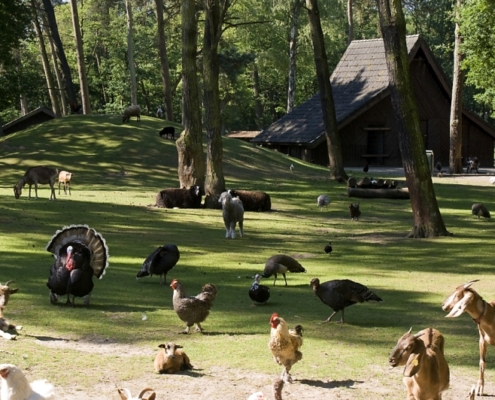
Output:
[0, 115, 494, 397]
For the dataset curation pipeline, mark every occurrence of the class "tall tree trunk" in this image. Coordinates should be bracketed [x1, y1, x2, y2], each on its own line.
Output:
[69, 0, 91, 114]
[42, 8, 68, 116]
[155, 0, 174, 121]
[252, 66, 263, 129]
[203, 0, 226, 209]
[42, 0, 79, 112]
[176, 0, 205, 190]
[377, 0, 450, 238]
[126, 0, 137, 105]
[347, 0, 354, 45]
[306, 0, 348, 181]
[449, 0, 464, 174]
[31, 2, 61, 117]
[140, 79, 151, 114]
[287, 0, 302, 113]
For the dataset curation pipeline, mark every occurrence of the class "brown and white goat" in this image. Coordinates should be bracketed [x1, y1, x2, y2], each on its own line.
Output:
[389, 327, 450, 399]
[0, 281, 21, 340]
[118, 388, 156, 400]
[14, 166, 58, 200]
[442, 280, 495, 396]
[58, 170, 72, 195]
[154, 342, 193, 374]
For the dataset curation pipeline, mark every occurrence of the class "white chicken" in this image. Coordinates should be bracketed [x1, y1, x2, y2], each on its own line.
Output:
[0, 364, 56, 400]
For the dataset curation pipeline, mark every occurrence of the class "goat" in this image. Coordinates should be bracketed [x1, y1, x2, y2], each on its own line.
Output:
[118, 388, 156, 400]
[228, 189, 271, 212]
[14, 166, 58, 200]
[442, 280, 495, 396]
[154, 342, 193, 374]
[389, 327, 450, 399]
[218, 191, 244, 239]
[58, 170, 72, 195]
[122, 105, 141, 123]
[155, 185, 202, 208]
[0, 281, 21, 340]
[159, 126, 175, 140]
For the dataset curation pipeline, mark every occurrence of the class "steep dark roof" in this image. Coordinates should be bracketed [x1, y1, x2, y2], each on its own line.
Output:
[2, 106, 56, 136]
[252, 35, 435, 146]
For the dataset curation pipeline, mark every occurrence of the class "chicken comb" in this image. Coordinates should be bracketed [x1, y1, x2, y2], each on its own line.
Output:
[270, 313, 279, 323]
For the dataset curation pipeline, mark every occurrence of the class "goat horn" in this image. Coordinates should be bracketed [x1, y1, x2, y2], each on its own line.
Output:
[138, 388, 155, 398]
[414, 331, 425, 338]
[464, 280, 479, 289]
[406, 327, 413, 335]
[4, 281, 13, 286]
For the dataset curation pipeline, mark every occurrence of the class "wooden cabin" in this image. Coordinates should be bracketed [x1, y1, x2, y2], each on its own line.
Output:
[1, 106, 56, 136]
[252, 35, 495, 168]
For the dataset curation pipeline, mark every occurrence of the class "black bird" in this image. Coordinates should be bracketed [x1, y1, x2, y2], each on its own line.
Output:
[262, 254, 306, 286]
[136, 244, 180, 285]
[46, 225, 109, 307]
[349, 203, 361, 220]
[436, 161, 442, 172]
[363, 161, 369, 173]
[249, 274, 270, 305]
[310, 278, 382, 324]
[324, 242, 333, 254]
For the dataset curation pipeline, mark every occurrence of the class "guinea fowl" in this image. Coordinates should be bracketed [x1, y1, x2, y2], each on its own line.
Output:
[317, 195, 330, 210]
[472, 203, 490, 219]
[262, 254, 306, 286]
[136, 244, 180, 285]
[249, 274, 270, 305]
[170, 279, 217, 334]
[46, 225, 109, 307]
[310, 278, 382, 324]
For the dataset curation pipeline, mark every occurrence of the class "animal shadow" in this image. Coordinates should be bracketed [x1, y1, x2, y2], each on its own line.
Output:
[299, 379, 362, 389]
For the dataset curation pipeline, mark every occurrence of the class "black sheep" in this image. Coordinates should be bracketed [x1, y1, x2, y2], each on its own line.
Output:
[159, 126, 176, 140]
[228, 189, 271, 212]
[155, 186, 202, 208]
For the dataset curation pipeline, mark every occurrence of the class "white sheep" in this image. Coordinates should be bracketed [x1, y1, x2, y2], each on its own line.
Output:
[58, 170, 72, 195]
[154, 342, 193, 374]
[219, 191, 244, 239]
[122, 105, 141, 123]
[389, 327, 449, 399]
[155, 185, 202, 208]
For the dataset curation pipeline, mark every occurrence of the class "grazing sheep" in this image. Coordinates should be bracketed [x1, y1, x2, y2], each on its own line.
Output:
[472, 203, 490, 219]
[228, 189, 271, 212]
[159, 126, 176, 140]
[389, 327, 449, 400]
[154, 342, 193, 374]
[349, 203, 361, 220]
[317, 194, 330, 210]
[219, 191, 244, 239]
[14, 166, 58, 200]
[118, 388, 156, 400]
[155, 186, 202, 208]
[58, 170, 72, 195]
[122, 105, 141, 123]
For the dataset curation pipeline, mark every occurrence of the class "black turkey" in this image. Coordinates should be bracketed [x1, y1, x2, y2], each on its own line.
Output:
[136, 244, 180, 285]
[324, 242, 333, 255]
[249, 274, 270, 305]
[310, 278, 382, 324]
[46, 225, 109, 307]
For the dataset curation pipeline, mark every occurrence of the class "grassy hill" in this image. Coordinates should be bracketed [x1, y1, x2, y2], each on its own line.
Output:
[0, 115, 494, 398]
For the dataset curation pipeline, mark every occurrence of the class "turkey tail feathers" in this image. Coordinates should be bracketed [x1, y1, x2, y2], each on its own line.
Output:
[46, 224, 109, 279]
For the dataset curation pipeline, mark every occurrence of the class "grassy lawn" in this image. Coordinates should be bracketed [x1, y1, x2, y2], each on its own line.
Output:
[0, 115, 494, 398]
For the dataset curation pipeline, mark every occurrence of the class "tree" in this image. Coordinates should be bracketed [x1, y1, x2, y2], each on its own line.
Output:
[155, 0, 174, 120]
[377, 0, 451, 237]
[69, 0, 91, 113]
[0, 0, 30, 66]
[449, 0, 463, 174]
[347, 0, 353, 45]
[305, 0, 348, 181]
[287, 0, 303, 113]
[203, 0, 227, 208]
[176, 0, 205, 189]
[125, 0, 137, 106]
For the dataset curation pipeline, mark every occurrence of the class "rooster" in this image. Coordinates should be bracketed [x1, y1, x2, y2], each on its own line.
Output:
[46, 225, 109, 307]
[170, 279, 217, 334]
[0, 364, 56, 400]
[136, 244, 180, 285]
[268, 313, 303, 383]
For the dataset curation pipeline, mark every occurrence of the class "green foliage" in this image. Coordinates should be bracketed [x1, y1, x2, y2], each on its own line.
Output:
[0, 0, 31, 66]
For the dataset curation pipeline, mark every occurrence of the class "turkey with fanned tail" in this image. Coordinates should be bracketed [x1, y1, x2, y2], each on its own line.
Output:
[310, 278, 382, 324]
[136, 244, 180, 285]
[46, 225, 109, 307]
